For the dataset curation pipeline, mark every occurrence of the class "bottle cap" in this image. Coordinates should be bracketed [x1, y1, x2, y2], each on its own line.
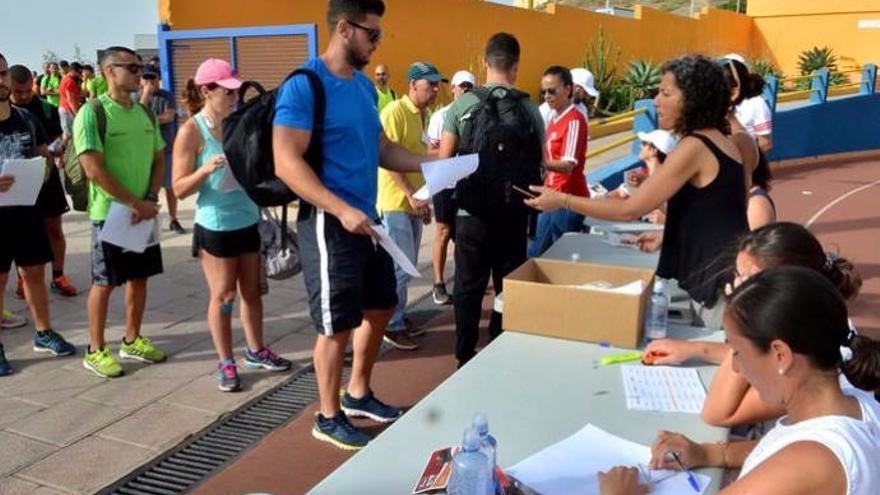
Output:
[462, 428, 480, 451]
[653, 280, 665, 293]
[473, 413, 488, 435]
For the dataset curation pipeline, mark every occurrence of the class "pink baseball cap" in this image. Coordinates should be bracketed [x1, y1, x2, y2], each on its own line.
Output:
[194, 58, 242, 89]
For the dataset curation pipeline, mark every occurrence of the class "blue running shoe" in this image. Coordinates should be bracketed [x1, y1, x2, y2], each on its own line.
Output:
[0, 343, 12, 376]
[311, 411, 370, 450]
[243, 346, 292, 372]
[341, 390, 402, 423]
[216, 362, 241, 392]
[33, 329, 76, 357]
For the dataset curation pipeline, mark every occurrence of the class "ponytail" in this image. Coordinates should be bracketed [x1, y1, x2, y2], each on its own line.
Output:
[826, 254, 863, 300]
[742, 73, 766, 100]
[842, 335, 880, 392]
[181, 78, 204, 116]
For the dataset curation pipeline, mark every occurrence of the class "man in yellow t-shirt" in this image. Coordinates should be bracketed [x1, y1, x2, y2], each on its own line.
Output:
[376, 61, 444, 350]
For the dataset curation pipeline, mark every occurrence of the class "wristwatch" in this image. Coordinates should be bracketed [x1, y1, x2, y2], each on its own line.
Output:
[144, 191, 159, 202]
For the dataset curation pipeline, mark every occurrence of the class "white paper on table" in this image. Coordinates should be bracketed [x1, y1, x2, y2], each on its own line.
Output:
[506, 424, 710, 495]
[622, 365, 707, 414]
[99, 202, 158, 253]
[566, 280, 645, 295]
[0, 157, 45, 206]
[217, 166, 241, 192]
[370, 225, 422, 278]
[416, 153, 479, 199]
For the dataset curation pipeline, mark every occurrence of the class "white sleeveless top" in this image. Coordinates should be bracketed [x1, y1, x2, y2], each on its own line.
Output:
[739, 389, 880, 495]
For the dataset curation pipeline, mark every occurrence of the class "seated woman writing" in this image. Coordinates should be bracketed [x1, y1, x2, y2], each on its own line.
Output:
[599, 266, 880, 495]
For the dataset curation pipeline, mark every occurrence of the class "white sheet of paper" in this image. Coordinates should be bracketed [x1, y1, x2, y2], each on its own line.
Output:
[0, 158, 45, 206]
[507, 424, 710, 495]
[622, 365, 707, 414]
[99, 202, 157, 253]
[217, 166, 241, 192]
[370, 225, 422, 278]
[566, 280, 645, 295]
[418, 154, 479, 199]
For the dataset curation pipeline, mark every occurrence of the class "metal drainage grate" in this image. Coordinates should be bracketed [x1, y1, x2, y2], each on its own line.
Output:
[99, 294, 444, 495]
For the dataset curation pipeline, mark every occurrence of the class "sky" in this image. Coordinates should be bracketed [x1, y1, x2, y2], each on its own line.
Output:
[1, 0, 159, 71]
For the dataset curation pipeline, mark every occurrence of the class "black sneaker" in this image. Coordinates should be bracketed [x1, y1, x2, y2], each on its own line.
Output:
[312, 411, 371, 450]
[168, 219, 186, 234]
[0, 343, 13, 376]
[341, 390, 403, 423]
[432, 283, 452, 305]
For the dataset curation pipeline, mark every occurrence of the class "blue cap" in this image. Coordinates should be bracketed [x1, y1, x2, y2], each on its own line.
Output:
[407, 61, 447, 83]
[461, 428, 481, 452]
[473, 413, 489, 435]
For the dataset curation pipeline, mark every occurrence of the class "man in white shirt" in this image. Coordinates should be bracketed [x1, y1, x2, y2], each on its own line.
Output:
[425, 70, 474, 305]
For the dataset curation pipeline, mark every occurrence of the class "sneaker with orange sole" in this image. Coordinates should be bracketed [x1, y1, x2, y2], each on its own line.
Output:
[50, 275, 78, 297]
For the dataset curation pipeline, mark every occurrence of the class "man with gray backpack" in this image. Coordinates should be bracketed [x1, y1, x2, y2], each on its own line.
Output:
[436, 32, 545, 368]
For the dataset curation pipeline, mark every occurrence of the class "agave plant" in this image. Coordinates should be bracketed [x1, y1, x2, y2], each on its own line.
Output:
[749, 58, 783, 80]
[796, 47, 849, 89]
[583, 26, 623, 115]
[622, 60, 661, 101]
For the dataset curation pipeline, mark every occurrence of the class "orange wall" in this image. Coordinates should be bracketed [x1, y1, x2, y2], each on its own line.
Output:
[159, 0, 753, 101]
[748, 0, 880, 76]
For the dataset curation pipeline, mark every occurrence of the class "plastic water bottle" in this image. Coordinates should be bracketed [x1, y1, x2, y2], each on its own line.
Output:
[448, 428, 492, 495]
[473, 414, 498, 492]
[645, 280, 668, 340]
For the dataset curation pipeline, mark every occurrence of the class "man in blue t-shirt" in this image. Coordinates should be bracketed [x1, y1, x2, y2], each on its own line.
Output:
[273, 0, 429, 451]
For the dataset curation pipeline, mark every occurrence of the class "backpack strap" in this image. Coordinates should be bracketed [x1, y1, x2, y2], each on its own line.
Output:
[89, 98, 108, 144]
[289, 68, 326, 177]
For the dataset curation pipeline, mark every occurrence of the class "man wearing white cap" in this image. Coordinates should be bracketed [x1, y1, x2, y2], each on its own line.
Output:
[539, 67, 599, 128]
[723, 53, 773, 153]
[425, 69, 475, 306]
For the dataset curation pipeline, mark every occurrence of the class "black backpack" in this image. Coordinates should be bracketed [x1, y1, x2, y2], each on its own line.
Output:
[223, 68, 325, 207]
[455, 86, 543, 217]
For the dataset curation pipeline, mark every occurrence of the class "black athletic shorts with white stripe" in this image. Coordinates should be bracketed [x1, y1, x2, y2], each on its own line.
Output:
[297, 204, 397, 335]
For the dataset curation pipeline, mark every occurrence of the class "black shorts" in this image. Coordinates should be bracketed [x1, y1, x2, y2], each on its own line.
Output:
[0, 207, 53, 273]
[192, 223, 260, 258]
[35, 167, 69, 218]
[298, 205, 397, 335]
[433, 189, 458, 225]
[91, 222, 163, 286]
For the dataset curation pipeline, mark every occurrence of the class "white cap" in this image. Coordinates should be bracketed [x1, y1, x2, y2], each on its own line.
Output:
[637, 130, 678, 155]
[570, 68, 599, 98]
[722, 53, 747, 65]
[450, 70, 476, 87]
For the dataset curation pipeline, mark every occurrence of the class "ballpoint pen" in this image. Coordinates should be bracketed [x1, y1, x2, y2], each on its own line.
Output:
[671, 451, 701, 493]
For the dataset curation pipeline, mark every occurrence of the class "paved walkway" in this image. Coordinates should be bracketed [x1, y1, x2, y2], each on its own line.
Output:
[0, 196, 452, 494]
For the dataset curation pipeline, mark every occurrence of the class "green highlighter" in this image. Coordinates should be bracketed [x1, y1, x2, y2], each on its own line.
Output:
[600, 351, 644, 366]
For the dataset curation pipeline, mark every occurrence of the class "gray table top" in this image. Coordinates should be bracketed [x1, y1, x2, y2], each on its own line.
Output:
[310, 326, 727, 494]
[543, 232, 659, 270]
[585, 217, 665, 234]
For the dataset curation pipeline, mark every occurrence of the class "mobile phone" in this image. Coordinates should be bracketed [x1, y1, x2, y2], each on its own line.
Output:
[512, 185, 536, 198]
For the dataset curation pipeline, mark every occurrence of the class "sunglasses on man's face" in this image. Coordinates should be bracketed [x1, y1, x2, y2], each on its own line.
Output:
[111, 63, 144, 74]
[346, 20, 382, 44]
[540, 87, 559, 96]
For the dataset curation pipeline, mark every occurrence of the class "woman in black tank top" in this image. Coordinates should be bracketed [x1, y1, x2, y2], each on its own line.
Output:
[526, 55, 749, 315]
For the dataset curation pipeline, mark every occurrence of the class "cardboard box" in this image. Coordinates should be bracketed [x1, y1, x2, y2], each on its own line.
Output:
[503, 258, 655, 348]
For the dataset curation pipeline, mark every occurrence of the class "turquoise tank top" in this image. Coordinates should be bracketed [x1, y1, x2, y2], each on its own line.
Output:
[193, 113, 259, 231]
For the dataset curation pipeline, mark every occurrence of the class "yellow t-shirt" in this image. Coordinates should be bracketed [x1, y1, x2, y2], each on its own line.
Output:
[377, 94, 428, 215]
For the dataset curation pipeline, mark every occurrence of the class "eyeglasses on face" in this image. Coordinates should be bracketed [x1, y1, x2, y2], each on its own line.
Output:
[540, 87, 559, 96]
[346, 20, 382, 43]
[111, 63, 144, 74]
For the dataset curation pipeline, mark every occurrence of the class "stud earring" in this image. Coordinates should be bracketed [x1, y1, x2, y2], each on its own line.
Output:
[778, 369, 784, 375]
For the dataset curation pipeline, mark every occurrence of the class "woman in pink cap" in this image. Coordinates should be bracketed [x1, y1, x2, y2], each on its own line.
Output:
[173, 58, 291, 392]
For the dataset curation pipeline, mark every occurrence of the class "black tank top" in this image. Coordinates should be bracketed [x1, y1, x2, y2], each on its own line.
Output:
[657, 133, 749, 306]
